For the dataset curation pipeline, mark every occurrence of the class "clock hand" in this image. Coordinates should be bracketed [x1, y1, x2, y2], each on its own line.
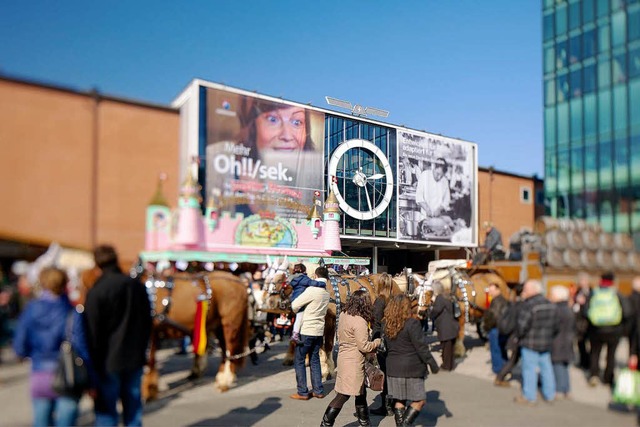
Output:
[364, 183, 373, 212]
[367, 173, 385, 180]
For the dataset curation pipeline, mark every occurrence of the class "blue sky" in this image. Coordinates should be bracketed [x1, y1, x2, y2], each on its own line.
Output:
[0, 1, 543, 176]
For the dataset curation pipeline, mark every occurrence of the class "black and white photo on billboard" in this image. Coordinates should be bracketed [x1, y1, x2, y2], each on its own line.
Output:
[397, 130, 476, 245]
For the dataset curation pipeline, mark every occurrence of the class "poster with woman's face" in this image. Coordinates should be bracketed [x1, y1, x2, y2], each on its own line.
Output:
[397, 130, 477, 246]
[204, 87, 325, 221]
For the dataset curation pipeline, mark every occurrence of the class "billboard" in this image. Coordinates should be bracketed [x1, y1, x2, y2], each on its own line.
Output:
[397, 130, 476, 246]
[204, 87, 325, 221]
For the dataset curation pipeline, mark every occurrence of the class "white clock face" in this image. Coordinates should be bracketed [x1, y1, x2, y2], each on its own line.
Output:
[328, 139, 394, 220]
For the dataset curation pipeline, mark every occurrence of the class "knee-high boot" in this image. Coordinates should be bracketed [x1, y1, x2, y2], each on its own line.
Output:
[403, 406, 420, 426]
[355, 405, 371, 427]
[320, 406, 341, 427]
[393, 406, 405, 427]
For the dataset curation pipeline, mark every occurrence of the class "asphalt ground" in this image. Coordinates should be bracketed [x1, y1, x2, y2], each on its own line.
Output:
[0, 331, 637, 427]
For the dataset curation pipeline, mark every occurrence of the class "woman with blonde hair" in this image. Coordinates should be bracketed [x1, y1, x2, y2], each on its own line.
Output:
[320, 290, 381, 427]
[13, 267, 89, 427]
[385, 294, 440, 426]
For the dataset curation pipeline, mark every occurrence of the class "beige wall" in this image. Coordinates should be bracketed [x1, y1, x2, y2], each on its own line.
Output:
[0, 79, 180, 264]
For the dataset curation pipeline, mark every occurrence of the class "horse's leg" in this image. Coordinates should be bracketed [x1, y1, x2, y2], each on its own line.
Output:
[454, 307, 466, 358]
[143, 332, 160, 401]
[283, 340, 295, 366]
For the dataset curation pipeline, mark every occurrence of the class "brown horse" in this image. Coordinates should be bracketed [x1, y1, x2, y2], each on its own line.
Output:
[261, 266, 401, 380]
[143, 271, 250, 399]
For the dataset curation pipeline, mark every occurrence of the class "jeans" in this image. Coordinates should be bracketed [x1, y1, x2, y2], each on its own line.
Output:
[521, 347, 555, 402]
[94, 367, 143, 426]
[294, 334, 323, 396]
[553, 362, 570, 394]
[488, 328, 507, 374]
[33, 396, 78, 427]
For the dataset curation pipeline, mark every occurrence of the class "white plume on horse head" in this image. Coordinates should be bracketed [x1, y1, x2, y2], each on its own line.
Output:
[278, 255, 289, 271]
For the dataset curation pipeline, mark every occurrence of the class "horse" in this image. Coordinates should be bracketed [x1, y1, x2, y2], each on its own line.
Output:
[139, 270, 250, 399]
[259, 258, 401, 380]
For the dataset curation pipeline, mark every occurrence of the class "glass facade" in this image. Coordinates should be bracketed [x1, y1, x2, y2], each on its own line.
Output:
[324, 115, 397, 238]
[543, 0, 640, 241]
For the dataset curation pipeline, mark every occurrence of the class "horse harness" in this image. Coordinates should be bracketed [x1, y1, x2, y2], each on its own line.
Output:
[143, 273, 213, 335]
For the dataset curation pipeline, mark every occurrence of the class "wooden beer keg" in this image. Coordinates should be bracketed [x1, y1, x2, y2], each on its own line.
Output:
[567, 230, 584, 250]
[545, 229, 568, 251]
[563, 249, 583, 269]
[599, 233, 615, 251]
[613, 250, 630, 271]
[629, 252, 640, 273]
[613, 233, 634, 251]
[581, 229, 600, 250]
[546, 247, 566, 269]
[596, 249, 614, 271]
[579, 249, 598, 270]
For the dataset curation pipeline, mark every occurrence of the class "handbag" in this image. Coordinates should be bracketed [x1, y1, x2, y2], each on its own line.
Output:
[364, 359, 385, 392]
[52, 311, 90, 397]
[613, 367, 640, 406]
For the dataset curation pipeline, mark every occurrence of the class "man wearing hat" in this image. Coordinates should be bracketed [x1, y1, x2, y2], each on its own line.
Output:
[583, 271, 630, 387]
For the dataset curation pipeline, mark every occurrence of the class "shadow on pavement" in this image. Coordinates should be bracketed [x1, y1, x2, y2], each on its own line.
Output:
[185, 396, 282, 426]
[422, 390, 453, 426]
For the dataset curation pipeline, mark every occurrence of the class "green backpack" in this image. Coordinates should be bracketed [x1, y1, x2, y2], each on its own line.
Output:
[587, 288, 622, 327]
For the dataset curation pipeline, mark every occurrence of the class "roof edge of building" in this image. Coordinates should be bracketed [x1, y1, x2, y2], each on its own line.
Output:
[0, 73, 178, 114]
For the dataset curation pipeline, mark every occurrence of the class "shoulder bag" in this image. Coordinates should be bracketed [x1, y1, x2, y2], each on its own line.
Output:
[52, 311, 90, 397]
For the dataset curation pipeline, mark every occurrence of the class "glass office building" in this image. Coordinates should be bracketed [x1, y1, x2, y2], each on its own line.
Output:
[543, 0, 640, 241]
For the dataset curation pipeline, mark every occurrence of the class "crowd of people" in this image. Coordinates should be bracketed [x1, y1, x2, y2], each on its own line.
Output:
[484, 271, 637, 410]
[8, 245, 152, 426]
[5, 250, 640, 426]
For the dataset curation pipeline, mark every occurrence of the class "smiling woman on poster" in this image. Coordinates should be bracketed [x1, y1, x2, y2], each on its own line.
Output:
[205, 90, 324, 221]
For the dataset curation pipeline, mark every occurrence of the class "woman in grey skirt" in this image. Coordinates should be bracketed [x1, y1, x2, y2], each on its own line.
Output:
[384, 295, 440, 426]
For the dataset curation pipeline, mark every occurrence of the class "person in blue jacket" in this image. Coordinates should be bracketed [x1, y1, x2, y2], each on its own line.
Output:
[287, 263, 325, 344]
[13, 267, 91, 427]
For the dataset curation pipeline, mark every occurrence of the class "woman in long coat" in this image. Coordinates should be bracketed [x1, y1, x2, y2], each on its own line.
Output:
[430, 280, 459, 371]
[370, 273, 394, 417]
[321, 290, 381, 427]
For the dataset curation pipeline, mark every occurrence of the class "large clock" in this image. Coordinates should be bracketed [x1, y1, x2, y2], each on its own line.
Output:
[328, 139, 394, 220]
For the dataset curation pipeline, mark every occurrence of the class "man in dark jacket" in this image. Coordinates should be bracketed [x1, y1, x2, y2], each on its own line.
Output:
[483, 282, 509, 375]
[84, 245, 152, 426]
[515, 279, 557, 405]
[550, 285, 575, 399]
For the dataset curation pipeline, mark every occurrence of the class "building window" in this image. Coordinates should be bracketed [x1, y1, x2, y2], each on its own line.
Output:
[521, 186, 532, 204]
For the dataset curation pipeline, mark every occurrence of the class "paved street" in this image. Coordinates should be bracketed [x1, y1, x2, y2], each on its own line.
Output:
[0, 333, 637, 427]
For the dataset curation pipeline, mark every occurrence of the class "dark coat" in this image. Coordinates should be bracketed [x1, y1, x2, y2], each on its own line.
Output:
[386, 318, 438, 378]
[85, 265, 152, 375]
[483, 294, 508, 331]
[552, 302, 575, 363]
[517, 294, 557, 352]
[431, 294, 459, 342]
[288, 273, 324, 301]
[371, 296, 386, 340]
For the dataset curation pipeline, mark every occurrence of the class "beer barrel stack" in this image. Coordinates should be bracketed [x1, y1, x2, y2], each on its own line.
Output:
[534, 216, 640, 273]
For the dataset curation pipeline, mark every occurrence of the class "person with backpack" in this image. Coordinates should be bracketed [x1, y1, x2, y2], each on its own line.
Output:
[482, 282, 509, 376]
[583, 271, 631, 388]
